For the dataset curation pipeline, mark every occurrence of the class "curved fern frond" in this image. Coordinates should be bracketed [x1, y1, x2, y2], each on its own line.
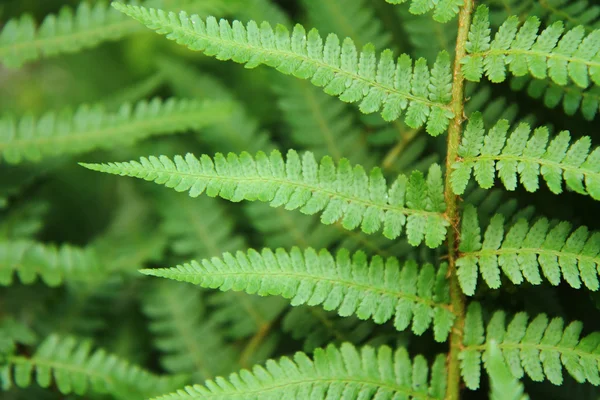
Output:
[451, 112, 600, 200]
[0, 240, 103, 287]
[142, 280, 238, 380]
[463, 5, 600, 88]
[0, 0, 234, 68]
[385, 0, 462, 24]
[113, 4, 455, 136]
[282, 305, 376, 352]
[0, 334, 187, 399]
[81, 150, 449, 247]
[461, 302, 600, 388]
[0, 98, 232, 164]
[457, 205, 600, 295]
[150, 343, 448, 400]
[511, 75, 600, 121]
[141, 247, 455, 341]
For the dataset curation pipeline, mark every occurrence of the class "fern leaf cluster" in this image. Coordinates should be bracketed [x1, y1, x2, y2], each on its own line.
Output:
[1, 334, 186, 399]
[461, 303, 600, 389]
[451, 112, 600, 199]
[463, 5, 600, 87]
[150, 343, 447, 400]
[457, 205, 600, 295]
[113, 4, 455, 136]
[0, 98, 232, 164]
[82, 150, 449, 247]
[385, 0, 463, 24]
[141, 247, 455, 341]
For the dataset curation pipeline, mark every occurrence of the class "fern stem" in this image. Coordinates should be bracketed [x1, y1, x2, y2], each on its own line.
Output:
[445, 1, 475, 399]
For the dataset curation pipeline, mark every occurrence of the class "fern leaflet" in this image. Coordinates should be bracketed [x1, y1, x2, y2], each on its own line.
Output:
[0, 98, 232, 164]
[150, 343, 447, 400]
[113, 3, 455, 136]
[451, 112, 600, 200]
[486, 340, 529, 400]
[461, 302, 600, 388]
[463, 5, 600, 87]
[0, 240, 103, 287]
[0, 334, 187, 399]
[385, 0, 462, 24]
[457, 205, 600, 295]
[141, 247, 455, 341]
[81, 150, 449, 247]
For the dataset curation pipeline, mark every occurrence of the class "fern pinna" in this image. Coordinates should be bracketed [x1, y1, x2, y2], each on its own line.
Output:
[2, 0, 600, 399]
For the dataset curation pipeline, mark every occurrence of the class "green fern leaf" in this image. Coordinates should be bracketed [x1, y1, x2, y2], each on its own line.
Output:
[0, 98, 232, 164]
[81, 150, 449, 247]
[385, 0, 462, 23]
[464, 5, 600, 87]
[462, 303, 600, 387]
[0, 0, 234, 68]
[141, 247, 455, 341]
[0, 334, 186, 399]
[460, 303, 486, 389]
[112, 3, 455, 136]
[150, 343, 447, 400]
[458, 205, 600, 293]
[451, 112, 600, 199]
[0, 240, 103, 287]
[487, 340, 529, 400]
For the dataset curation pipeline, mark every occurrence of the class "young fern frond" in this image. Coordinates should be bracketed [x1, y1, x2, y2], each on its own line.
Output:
[142, 280, 238, 380]
[81, 150, 449, 247]
[0, 98, 232, 164]
[385, 0, 463, 24]
[0, 334, 187, 399]
[461, 302, 600, 388]
[457, 205, 600, 295]
[451, 112, 600, 200]
[150, 343, 448, 400]
[462, 5, 600, 87]
[282, 306, 376, 352]
[112, 3, 455, 136]
[140, 247, 455, 341]
[0, 240, 103, 287]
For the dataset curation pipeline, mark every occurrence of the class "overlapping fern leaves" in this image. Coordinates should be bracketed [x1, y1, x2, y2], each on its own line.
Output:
[141, 247, 455, 341]
[0, 98, 232, 164]
[0, 334, 186, 399]
[385, 0, 462, 24]
[149, 343, 448, 400]
[82, 150, 449, 247]
[457, 205, 600, 295]
[463, 5, 600, 87]
[451, 112, 600, 200]
[461, 303, 600, 389]
[112, 3, 455, 136]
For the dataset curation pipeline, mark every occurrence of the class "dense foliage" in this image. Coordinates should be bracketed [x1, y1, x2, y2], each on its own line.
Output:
[1, 0, 600, 399]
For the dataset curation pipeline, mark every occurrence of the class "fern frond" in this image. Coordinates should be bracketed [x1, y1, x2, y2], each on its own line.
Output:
[81, 150, 449, 247]
[385, 0, 462, 24]
[457, 205, 600, 295]
[141, 247, 455, 341]
[1, 334, 186, 399]
[150, 342, 448, 400]
[142, 280, 238, 380]
[451, 112, 600, 200]
[0, 0, 233, 68]
[282, 305, 376, 352]
[510, 75, 600, 121]
[463, 5, 600, 87]
[0, 98, 232, 164]
[0, 240, 103, 287]
[113, 4, 455, 136]
[461, 302, 600, 388]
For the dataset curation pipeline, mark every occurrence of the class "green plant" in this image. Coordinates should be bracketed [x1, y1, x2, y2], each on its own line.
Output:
[1, 0, 600, 399]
